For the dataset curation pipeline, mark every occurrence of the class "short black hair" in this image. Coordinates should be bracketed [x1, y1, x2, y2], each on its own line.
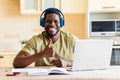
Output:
[44, 8, 61, 20]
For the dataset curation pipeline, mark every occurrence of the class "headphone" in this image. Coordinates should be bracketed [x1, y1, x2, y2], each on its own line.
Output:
[40, 8, 65, 27]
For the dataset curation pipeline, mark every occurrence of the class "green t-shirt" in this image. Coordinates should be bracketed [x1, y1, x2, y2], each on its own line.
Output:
[21, 31, 79, 66]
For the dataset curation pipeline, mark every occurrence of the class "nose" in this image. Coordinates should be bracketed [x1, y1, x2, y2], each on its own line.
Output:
[49, 21, 55, 27]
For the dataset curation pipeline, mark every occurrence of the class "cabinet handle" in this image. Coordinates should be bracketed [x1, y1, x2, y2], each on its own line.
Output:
[102, 6, 115, 9]
[0, 55, 4, 58]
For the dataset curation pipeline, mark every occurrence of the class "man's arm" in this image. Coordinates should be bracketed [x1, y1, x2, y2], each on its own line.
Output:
[13, 51, 44, 68]
[13, 39, 55, 68]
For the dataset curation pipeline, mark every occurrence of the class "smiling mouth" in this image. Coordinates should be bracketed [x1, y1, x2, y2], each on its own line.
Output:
[49, 28, 57, 31]
[46, 27, 59, 37]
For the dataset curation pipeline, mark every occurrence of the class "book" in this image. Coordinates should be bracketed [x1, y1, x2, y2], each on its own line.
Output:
[28, 67, 69, 76]
[48, 67, 69, 75]
[11, 67, 69, 76]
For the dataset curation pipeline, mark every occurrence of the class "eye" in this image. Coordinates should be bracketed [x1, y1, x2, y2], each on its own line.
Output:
[46, 20, 51, 24]
[54, 20, 58, 24]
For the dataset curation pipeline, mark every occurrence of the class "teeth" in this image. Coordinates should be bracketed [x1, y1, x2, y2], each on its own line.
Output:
[49, 28, 56, 31]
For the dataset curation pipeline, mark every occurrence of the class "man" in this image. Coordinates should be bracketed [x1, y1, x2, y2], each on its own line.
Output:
[13, 8, 79, 68]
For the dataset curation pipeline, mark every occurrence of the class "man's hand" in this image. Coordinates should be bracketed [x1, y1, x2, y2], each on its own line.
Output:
[42, 39, 55, 58]
[51, 58, 70, 67]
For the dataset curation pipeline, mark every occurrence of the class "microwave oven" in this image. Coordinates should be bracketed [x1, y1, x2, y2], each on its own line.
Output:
[90, 20, 120, 37]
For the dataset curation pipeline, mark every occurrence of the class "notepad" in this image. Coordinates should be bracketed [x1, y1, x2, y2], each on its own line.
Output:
[11, 67, 69, 76]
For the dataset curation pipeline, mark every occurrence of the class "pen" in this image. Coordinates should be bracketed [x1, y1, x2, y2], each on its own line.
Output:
[6, 72, 20, 76]
[6, 73, 16, 76]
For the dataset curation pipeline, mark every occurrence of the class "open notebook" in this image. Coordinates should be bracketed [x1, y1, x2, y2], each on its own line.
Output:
[72, 39, 113, 71]
[11, 67, 69, 76]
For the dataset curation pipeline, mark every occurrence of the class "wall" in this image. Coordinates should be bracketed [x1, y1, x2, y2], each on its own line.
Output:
[0, 0, 86, 52]
[63, 14, 86, 38]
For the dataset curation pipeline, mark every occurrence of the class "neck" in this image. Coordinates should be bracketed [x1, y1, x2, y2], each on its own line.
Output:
[46, 32, 60, 43]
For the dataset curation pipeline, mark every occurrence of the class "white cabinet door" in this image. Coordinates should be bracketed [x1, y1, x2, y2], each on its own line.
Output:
[43, 0, 61, 10]
[89, 0, 120, 12]
[116, 0, 120, 10]
[20, 0, 41, 14]
[61, 0, 87, 13]
[20, 0, 60, 14]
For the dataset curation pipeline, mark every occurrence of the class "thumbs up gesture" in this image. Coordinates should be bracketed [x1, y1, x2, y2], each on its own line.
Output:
[42, 39, 55, 58]
[47, 38, 53, 48]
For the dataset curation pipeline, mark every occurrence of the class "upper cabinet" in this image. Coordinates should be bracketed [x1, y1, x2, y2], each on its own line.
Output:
[89, 0, 120, 13]
[20, 0, 87, 14]
[20, 0, 61, 14]
[61, 0, 87, 13]
[20, 0, 40, 14]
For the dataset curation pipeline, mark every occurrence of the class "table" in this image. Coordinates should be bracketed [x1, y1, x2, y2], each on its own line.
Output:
[0, 66, 120, 80]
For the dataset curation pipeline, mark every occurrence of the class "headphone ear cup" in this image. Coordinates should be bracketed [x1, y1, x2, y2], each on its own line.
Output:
[40, 18, 44, 27]
[60, 18, 64, 27]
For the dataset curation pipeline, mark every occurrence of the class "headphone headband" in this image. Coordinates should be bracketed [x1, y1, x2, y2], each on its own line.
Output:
[40, 8, 65, 27]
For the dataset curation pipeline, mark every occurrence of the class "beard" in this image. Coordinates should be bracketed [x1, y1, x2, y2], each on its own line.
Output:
[45, 27, 60, 37]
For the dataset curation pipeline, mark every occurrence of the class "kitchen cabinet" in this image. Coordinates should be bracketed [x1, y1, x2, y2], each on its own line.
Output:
[89, 0, 120, 12]
[20, 0, 61, 14]
[20, 0, 40, 14]
[20, 0, 87, 14]
[61, 0, 87, 13]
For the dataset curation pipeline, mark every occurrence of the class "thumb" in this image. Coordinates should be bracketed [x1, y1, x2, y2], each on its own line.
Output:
[47, 38, 53, 48]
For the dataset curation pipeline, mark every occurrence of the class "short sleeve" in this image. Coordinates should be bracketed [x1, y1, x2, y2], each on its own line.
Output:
[21, 36, 36, 55]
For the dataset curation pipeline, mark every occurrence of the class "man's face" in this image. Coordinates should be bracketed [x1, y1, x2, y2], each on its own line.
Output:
[44, 13, 60, 37]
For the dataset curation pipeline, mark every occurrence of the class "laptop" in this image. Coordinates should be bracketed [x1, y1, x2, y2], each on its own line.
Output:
[72, 39, 113, 71]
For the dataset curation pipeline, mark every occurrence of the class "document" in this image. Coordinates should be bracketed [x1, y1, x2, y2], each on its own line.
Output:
[11, 67, 69, 76]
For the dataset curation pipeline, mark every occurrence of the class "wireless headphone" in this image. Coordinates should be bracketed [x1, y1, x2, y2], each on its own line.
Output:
[40, 8, 65, 27]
